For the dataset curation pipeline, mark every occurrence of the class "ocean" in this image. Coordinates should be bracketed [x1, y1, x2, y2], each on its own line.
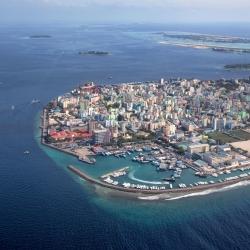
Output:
[0, 23, 250, 250]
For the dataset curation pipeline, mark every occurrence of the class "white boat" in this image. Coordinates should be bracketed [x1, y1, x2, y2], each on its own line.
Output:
[31, 99, 40, 104]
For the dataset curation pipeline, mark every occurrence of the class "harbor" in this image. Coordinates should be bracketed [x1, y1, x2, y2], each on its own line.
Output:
[67, 165, 250, 195]
[41, 108, 250, 194]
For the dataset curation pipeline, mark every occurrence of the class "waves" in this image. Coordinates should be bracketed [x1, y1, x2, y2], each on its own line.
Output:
[138, 180, 250, 201]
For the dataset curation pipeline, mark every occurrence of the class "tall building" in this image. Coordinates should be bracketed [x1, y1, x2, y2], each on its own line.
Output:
[93, 129, 111, 145]
[88, 120, 96, 133]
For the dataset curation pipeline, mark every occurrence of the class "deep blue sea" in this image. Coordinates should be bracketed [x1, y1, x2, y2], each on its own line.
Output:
[0, 23, 250, 250]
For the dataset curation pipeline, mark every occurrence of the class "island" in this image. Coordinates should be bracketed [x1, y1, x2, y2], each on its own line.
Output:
[78, 51, 110, 56]
[40, 78, 250, 198]
[212, 48, 250, 53]
[224, 64, 250, 71]
[30, 35, 52, 39]
[159, 32, 250, 44]
[155, 32, 250, 54]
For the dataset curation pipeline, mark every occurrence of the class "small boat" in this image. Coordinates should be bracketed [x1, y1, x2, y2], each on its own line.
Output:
[24, 150, 30, 154]
[163, 176, 176, 182]
[11, 105, 15, 110]
[141, 160, 150, 164]
[31, 99, 40, 104]
[79, 156, 96, 164]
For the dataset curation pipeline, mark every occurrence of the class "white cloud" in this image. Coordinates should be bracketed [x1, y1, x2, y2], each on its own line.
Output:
[22, 0, 250, 9]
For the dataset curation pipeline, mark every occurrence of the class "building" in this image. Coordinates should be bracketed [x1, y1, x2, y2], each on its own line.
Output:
[188, 143, 210, 154]
[202, 152, 232, 166]
[163, 122, 176, 136]
[93, 129, 111, 145]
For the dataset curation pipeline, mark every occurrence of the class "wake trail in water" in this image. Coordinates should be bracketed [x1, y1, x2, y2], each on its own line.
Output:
[138, 180, 250, 201]
[128, 170, 167, 185]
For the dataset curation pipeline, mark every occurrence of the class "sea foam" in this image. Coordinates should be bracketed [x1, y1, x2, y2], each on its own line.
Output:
[138, 180, 250, 201]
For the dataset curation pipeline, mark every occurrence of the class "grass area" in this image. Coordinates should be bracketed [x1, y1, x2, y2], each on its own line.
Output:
[208, 132, 239, 144]
[208, 130, 250, 144]
[228, 130, 250, 140]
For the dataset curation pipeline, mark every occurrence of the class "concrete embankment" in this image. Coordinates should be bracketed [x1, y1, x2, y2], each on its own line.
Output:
[67, 165, 250, 195]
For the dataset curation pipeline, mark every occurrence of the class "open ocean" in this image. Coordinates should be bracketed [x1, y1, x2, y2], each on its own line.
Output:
[0, 23, 250, 250]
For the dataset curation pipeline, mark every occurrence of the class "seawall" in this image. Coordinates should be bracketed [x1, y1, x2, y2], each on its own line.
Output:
[67, 165, 250, 195]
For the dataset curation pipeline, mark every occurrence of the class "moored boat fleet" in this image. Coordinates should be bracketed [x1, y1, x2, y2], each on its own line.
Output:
[99, 167, 250, 190]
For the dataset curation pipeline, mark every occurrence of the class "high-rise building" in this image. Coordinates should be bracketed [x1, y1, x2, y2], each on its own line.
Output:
[93, 129, 111, 145]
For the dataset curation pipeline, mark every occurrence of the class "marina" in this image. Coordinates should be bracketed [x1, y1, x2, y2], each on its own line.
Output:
[67, 165, 250, 195]
[41, 108, 250, 193]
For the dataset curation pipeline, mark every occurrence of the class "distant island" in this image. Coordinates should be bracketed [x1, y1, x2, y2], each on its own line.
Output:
[79, 51, 110, 56]
[213, 48, 250, 53]
[224, 64, 250, 71]
[30, 35, 52, 39]
[159, 32, 250, 44]
[155, 32, 250, 54]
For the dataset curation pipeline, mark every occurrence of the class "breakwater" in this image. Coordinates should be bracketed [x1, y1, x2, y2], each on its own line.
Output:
[67, 165, 250, 195]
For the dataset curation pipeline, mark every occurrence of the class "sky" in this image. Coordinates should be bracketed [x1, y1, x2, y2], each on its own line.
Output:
[1, 0, 250, 25]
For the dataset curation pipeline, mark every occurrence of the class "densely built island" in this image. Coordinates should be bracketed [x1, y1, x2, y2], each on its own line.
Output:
[40, 78, 250, 196]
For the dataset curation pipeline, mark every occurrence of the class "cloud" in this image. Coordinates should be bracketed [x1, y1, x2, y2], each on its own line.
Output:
[2, 0, 250, 23]
[18, 0, 250, 9]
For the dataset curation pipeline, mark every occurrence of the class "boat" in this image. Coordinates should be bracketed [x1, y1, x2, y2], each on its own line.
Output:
[152, 161, 160, 166]
[173, 173, 181, 178]
[195, 172, 208, 178]
[79, 156, 96, 164]
[23, 150, 30, 154]
[11, 105, 15, 110]
[141, 160, 150, 164]
[31, 99, 40, 104]
[173, 168, 182, 178]
[132, 157, 138, 161]
[163, 176, 175, 182]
